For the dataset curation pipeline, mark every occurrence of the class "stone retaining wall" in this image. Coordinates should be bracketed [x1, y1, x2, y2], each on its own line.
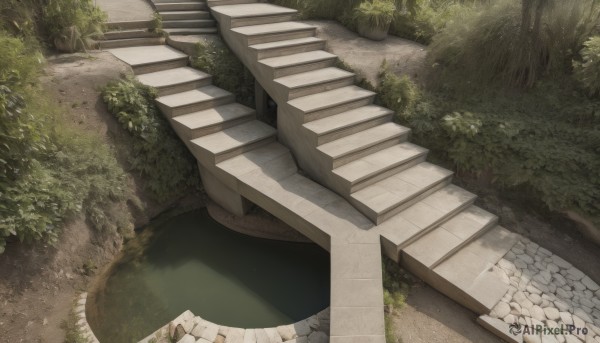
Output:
[139, 309, 330, 343]
[490, 237, 600, 343]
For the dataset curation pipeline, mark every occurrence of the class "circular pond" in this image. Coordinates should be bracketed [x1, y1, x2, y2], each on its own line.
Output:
[87, 209, 330, 343]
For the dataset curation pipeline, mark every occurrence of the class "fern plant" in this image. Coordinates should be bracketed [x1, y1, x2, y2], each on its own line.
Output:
[353, 0, 396, 29]
[574, 36, 600, 96]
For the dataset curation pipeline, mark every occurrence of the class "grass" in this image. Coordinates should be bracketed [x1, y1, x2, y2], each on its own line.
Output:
[383, 257, 410, 343]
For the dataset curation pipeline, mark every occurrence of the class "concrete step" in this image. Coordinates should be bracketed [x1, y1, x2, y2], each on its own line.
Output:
[274, 67, 354, 101]
[231, 21, 316, 45]
[432, 226, 520, 314]
[376, 184, 477, 261]
[249, 37, 326, 60]
[288, 86, 375, 123]
[136, 67, 212, 96]
[317, 123, 410, 170]
[350, 162, 454, 224]
[211, 3, 296, 28]
[106, 20, 153, 30]
[331, 142, 427, 194]
[155, 2, 208, 11]
[162, 19, 216, 28]
[101, 29, 160, 40]
[156, 85, 235, 117]
[96, 37, 165, 49]
[171, 103, 255, 140]
[402, 205, 498, 270]
[155, 0, 204, 2]
[108, 45, 188, 74]
[208, 0, 257, 7]
[216, 141, 297, 188]
[160, 10, 210, 20]
[258, 50, 337, 79]
[303, 105, 393, 147]
[191, 120, 277, 165]
[164, 27, 218, 35]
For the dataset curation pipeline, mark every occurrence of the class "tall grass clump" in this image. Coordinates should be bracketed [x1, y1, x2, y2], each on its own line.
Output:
[102, 78, 201, 202]
[573, 36, 600, 96]
[428, 0, 600, 88]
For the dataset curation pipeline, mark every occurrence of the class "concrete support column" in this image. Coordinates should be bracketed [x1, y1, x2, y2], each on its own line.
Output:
[198, 163, 251, 216]
[255, 79, 269, 121]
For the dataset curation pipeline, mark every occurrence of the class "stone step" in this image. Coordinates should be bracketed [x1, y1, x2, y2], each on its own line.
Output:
[331, 141, 427, 194]
[231, 21, 316, 45]
[156, 85, 235, 117]
[350, 162, 454, 224]
[136, 67, 212, 96]
[432, 226, 520, 314]
[207, 0, 258, 7]
[108, 45, 189, 74]
[106, 20, 153, 30]
[191, 120, 277, 165]
[402, 205, 498, 270]
[96, 37, 165, 49]
[288, 86, 375, 123]
[303, 104, 393, 147]
[249, 37, 326, 60]
[317, 123, 410, 170]
[211, 3, 296, 28]
[160, 10, 211, 20]
[274, 67, 354, 101]
[155, 2, 207, 11]
[164, 27, 218, 35]
[162, 19, 216, 28]
[376, 184, 477, 261]
[216, 141, 297, 189]
[101, 29, 160, 40]
[171, 103, 256, 140]
[258, 50, 337, 79]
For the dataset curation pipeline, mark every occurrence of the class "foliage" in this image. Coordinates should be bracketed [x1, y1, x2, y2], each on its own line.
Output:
[43, 0, 106, 50]
[378, 63, 420, 116]
[383, 257, 408, 343]
[151, 11, 164, 34]
[353, 0, 397, 29]
[191, 40, 255, 107]
[102, 77, 201, 201]
[428, 0, 600, 88]
[574, 36, 600, 96]
[378, 68, 600, 227]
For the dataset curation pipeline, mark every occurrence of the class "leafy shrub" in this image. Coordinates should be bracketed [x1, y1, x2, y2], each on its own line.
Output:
[574, 36, 600, 96]
[428, 0, 600, 88]
[191, 40, 255, 107]
[353, 0, 396, 29]
[102, 78, 200, 201]
[43, 0, 106, 50]
[378, 65, 419, 116]
[383, 257, 408, 343]
[378, 68, 600, 228]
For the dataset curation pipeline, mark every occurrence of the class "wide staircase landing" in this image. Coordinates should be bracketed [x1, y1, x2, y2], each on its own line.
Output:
[105, 1, 521, 342]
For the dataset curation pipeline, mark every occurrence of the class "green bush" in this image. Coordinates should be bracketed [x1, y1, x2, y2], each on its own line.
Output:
[102, 78, 200, 201]
[382, 257, 408, 343]
[574, 36, 600, 96]
[378, 64, 420, 116]
[378, 68, 600, 228]
[428, 0, 600, 88]
[191, 40, 255, 107]
[353, 0, 396, 29]
[43, 0, 106, 50]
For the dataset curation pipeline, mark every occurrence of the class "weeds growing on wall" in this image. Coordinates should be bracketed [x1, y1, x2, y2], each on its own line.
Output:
[102, 78, 201, 202]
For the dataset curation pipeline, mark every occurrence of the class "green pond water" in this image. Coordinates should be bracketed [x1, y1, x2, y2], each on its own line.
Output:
[87, 209, 330, 343]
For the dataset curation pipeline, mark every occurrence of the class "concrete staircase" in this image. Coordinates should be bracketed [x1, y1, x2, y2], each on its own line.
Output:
[151, 0, 217, 35]
[208, 0, 520, 323]
[97, 20, 165, 49]
[103, 2, 521, 342]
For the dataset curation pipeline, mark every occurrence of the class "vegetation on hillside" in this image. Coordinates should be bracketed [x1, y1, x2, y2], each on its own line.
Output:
[0, 32, 132, 253]
[102, 78, 201, 202]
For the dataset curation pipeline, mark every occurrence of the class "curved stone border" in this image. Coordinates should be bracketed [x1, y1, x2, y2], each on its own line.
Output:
[488, 237, 600, 343]
[75, 293, 101, 343]
[138, 308, 330, 343]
